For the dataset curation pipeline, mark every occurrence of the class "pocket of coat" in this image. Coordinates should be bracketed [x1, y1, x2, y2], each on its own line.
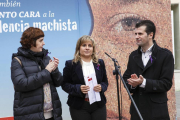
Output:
[151, 98, 169, 119]
[151, 97, 168, 103]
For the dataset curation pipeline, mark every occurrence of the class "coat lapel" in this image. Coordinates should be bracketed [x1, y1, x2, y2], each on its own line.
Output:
[75, 61, 85, 84]
[133, 40, 158, 73]
[93, 62, 101, 83]
[133, 54, 144, 70]
[143, 55, 156, 73]
[143, 41, 158, 73]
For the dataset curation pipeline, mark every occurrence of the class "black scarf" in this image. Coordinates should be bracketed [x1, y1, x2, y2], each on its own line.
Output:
[28, 50, 46, 70]
[16, 47, 48, 70]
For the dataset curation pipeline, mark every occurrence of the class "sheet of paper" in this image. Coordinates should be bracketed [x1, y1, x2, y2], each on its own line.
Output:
[84, 73, 101, 104]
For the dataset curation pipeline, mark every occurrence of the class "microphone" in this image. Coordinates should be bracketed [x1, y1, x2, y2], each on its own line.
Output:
[105, 52, 111, 58]
[104, 53, 143, 120]
[105, 52, 117, 62]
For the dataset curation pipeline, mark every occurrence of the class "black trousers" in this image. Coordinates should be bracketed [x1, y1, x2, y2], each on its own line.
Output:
[70, 101, 106, 120]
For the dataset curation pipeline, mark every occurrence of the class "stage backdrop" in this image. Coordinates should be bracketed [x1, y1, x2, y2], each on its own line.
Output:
[0, 0, 176, 120]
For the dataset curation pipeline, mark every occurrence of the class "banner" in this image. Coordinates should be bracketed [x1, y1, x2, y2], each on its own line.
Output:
[0, 0, 92, 120]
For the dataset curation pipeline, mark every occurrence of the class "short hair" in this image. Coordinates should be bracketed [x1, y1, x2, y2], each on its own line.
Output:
[20, 27, 44, 49]
[73, 35, 98, 64]
[135, 20, 156, 39]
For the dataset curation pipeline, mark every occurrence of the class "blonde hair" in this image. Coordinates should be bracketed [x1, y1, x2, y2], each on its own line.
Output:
[73, 35, 98, 64]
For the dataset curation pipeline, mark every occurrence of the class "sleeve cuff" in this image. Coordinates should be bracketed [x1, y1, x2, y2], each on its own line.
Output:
[139, 78, 146, 88]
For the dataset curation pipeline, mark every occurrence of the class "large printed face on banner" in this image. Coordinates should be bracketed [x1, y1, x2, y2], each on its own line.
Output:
[89, 0, 175, 120]
[89, 0, 171, 47]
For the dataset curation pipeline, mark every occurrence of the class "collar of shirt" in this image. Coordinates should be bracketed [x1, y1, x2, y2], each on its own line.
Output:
[82, 59, 92, 66]
[141, 44, 154, 67]
[140, 44, 154, 53]
[81, 59, 94, 76]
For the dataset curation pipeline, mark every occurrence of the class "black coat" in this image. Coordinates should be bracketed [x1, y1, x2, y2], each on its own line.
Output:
[62, 59, 108, 109]
[11, 48, 63, 120]
[123, 41, 174, 120]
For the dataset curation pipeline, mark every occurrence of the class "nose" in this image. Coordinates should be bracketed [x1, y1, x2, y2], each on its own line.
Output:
[135, 34, 139, 39]
[86, 46, 89, 49]
[43, 41, 45, 45]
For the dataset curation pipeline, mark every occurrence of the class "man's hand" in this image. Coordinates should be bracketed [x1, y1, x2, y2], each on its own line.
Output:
[127, 74, 144, 87]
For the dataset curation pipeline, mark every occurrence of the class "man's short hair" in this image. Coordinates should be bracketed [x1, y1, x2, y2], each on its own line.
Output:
[135, 20, 156, 39]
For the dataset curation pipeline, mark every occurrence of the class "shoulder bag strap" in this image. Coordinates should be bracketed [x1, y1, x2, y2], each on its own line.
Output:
[14, 57, 22, 66]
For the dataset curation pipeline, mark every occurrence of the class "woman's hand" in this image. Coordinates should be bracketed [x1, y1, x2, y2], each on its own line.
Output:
[93, 84, 102, 92]
[45, 60, 55, 73]
[45, 57, 59, 72]
[80, 85, 90, 94]
[52, 57, 59, 71]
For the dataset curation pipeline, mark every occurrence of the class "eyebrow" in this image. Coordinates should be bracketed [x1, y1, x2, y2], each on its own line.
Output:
[120, 0, 163, 5]
[121, 0, 140, 4]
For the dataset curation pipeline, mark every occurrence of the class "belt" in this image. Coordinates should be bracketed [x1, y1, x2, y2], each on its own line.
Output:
[85, 98, 89, 102]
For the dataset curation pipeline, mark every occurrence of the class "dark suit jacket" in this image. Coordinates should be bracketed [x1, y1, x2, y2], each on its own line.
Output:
[123, 40, 174, 120]
[62, 59, 108, 109]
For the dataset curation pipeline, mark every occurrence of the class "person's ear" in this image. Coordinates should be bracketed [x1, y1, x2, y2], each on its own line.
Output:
[32, 41, 36, 47]
[30, 43, 34, 48]
[30, 42, 36, 48]
[148, 32, 153, 39]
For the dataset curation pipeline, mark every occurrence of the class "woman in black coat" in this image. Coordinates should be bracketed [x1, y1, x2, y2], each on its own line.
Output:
[11, 27, 63, 120]
[62, 35, 108, 120]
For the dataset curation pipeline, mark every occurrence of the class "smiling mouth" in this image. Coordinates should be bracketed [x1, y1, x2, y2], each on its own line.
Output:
[136, 40, 142, 43]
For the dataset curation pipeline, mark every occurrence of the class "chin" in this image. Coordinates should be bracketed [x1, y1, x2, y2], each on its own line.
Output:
[85, 55, 91, 57]
[136, 43, 142, 46]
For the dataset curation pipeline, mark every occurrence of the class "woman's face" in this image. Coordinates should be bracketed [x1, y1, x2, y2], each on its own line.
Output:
[79, 40, 93, 60]
[30, 37, 45, 52]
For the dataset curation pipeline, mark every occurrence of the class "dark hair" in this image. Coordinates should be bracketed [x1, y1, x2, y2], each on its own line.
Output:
[135, 20, 156, 39]
[20, 27, 44, 49]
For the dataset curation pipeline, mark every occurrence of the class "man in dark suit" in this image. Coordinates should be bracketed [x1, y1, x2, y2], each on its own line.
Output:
[123, 20, 174, 120]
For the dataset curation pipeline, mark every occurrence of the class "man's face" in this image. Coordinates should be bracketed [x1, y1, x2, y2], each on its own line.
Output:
[135, 26, 152, 48]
